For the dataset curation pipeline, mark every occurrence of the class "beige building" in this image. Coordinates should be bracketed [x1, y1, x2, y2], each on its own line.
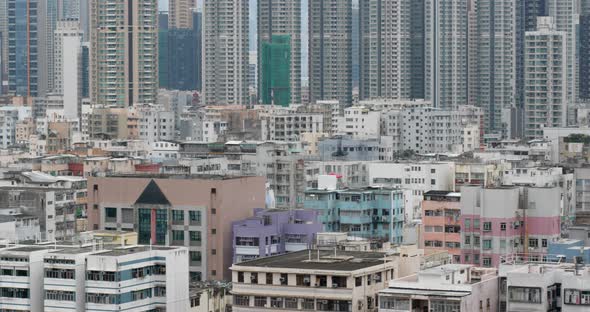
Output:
[231, 246, 423, 311]
[87, 107, 130, 140]
[169, 0, 195, 29]
[90, 0, 158, 106]
[87, 174, 265, 281]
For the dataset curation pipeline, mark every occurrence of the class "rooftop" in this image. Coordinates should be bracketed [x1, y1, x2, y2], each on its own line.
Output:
[93, 246, 176, 257]
[2, 246, 48, 253]
[105, 173, 254, 180]
[234, 249, 393, 271]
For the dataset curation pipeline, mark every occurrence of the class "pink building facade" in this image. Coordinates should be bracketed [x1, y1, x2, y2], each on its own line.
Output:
[421, 191, 462, 263]
[460, 186, 561, 268]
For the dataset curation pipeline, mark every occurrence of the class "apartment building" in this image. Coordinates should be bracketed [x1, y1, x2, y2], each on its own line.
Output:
[260, 108, 325, 142]
[0, 177, 87, 241]
[499, 257, 590, 312]
[231, 249, 417, 311]
[379, 264, 498, 312]
[336, 106, 381, 140]
[460, 186, 562, 268]
[0, 244, 189, 312]
[0, 246, 50, 312]
[87, 174, 265, 281]
[422, 191, 462, 263]
[90, 0, 158, 106]
[502, 166, 575, 218]
[524, 17, 568, 140]
[304, 184, 405, 244]
[232, 209, 322, 263]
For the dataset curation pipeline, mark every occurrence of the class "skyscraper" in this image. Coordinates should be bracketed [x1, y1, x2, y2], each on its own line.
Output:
[161, 10, 202, 91]
[54, 20, 83, 119]
[359, 0, 411, 100]
[476, 0, 517, 137]
[547, 0, 577, 123]
[8, 0, 52, 97]
[309, 0, 352, 106]
[258, 0, 301, 106]
[90, 0, 158, 106]
[524, 17, 567, 140]
[425, 0, 468, 110]
[169, 0, 194, 29]
[203, 0, 249, 106]
[579, 2, 590, 100]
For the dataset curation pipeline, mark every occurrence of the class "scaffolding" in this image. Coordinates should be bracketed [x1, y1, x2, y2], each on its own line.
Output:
[260, 35, 291, 107]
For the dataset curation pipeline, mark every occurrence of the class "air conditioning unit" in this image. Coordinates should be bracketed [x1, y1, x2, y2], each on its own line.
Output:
[318, 300, 328, 304]
[332, 283, 339, 288]
[279, 277, 286, 282]
[303, 277, 310, 284]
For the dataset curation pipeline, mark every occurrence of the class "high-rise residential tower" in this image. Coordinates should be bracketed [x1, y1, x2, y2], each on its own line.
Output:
[359, 0, 411, 100]
[169, 0, 194, 29]
[425, 0, 468, 110]
[90, 0, 158, 106]
[579, 1, 590, 100]
[8, 0, 53, 97]
[524, 17, 567, 140]
[476, 0, 517, 137]
[202, 0, 249, 106]
[547, 0, 577, 123]
[54, 20, 83, 119]
[258, 0, 301, 106]
[309, 0, 353, 106]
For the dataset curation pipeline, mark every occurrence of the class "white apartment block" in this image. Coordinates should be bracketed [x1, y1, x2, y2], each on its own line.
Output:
[369, 162, 455, 196]
[336, 106, 381, 140]
[525, 17, 568, 140]
[499, 259, 590, 312]
[134, 105, 175, 143]
[0, 244, 189, 312]
[379, 264, 498, 312]
[0, 107, 19, 148]
[54, 20, 83, 120]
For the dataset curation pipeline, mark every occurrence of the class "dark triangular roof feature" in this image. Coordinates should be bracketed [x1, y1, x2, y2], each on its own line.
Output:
[135, 180, 171, 205]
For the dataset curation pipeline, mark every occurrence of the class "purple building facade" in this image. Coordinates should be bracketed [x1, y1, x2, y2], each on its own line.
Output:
[232, 209, 322, 263]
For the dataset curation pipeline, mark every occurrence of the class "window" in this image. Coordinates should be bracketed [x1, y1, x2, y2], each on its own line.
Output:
[355, 276, 362, 287]
[509, 287, 542, 303]
[189, 210, 201, 225]
[529, 238, 539, 248]
[500, 222, 506, 231]
[483, 257, 492, 267]
[234, 295, 249, 306]
[542, 239, 548, 248]
[46, 290, 75, 301]
[190, 251, 202, 264]
[190, 231, 201, 244]
[564, 289, 590, 305]
[465, 235, 471, 245]
[500, 240, 507, 249]
[211, 229, 216, 235]
[380, 297, 410, 310]
[483, 222, 492, 232]
[105, 207, 117, 220]
[254, 296, 266, 307]
[172, 230, 184, 242]
[473, 219, 480, 229]
[474, 236, 480, 247]
[211, 249, 216, 255]
[237, 272, 244, 283]
[483, 240, 492, 250]
[172, 210, 184, 224]
[464, 218, 471, 229]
